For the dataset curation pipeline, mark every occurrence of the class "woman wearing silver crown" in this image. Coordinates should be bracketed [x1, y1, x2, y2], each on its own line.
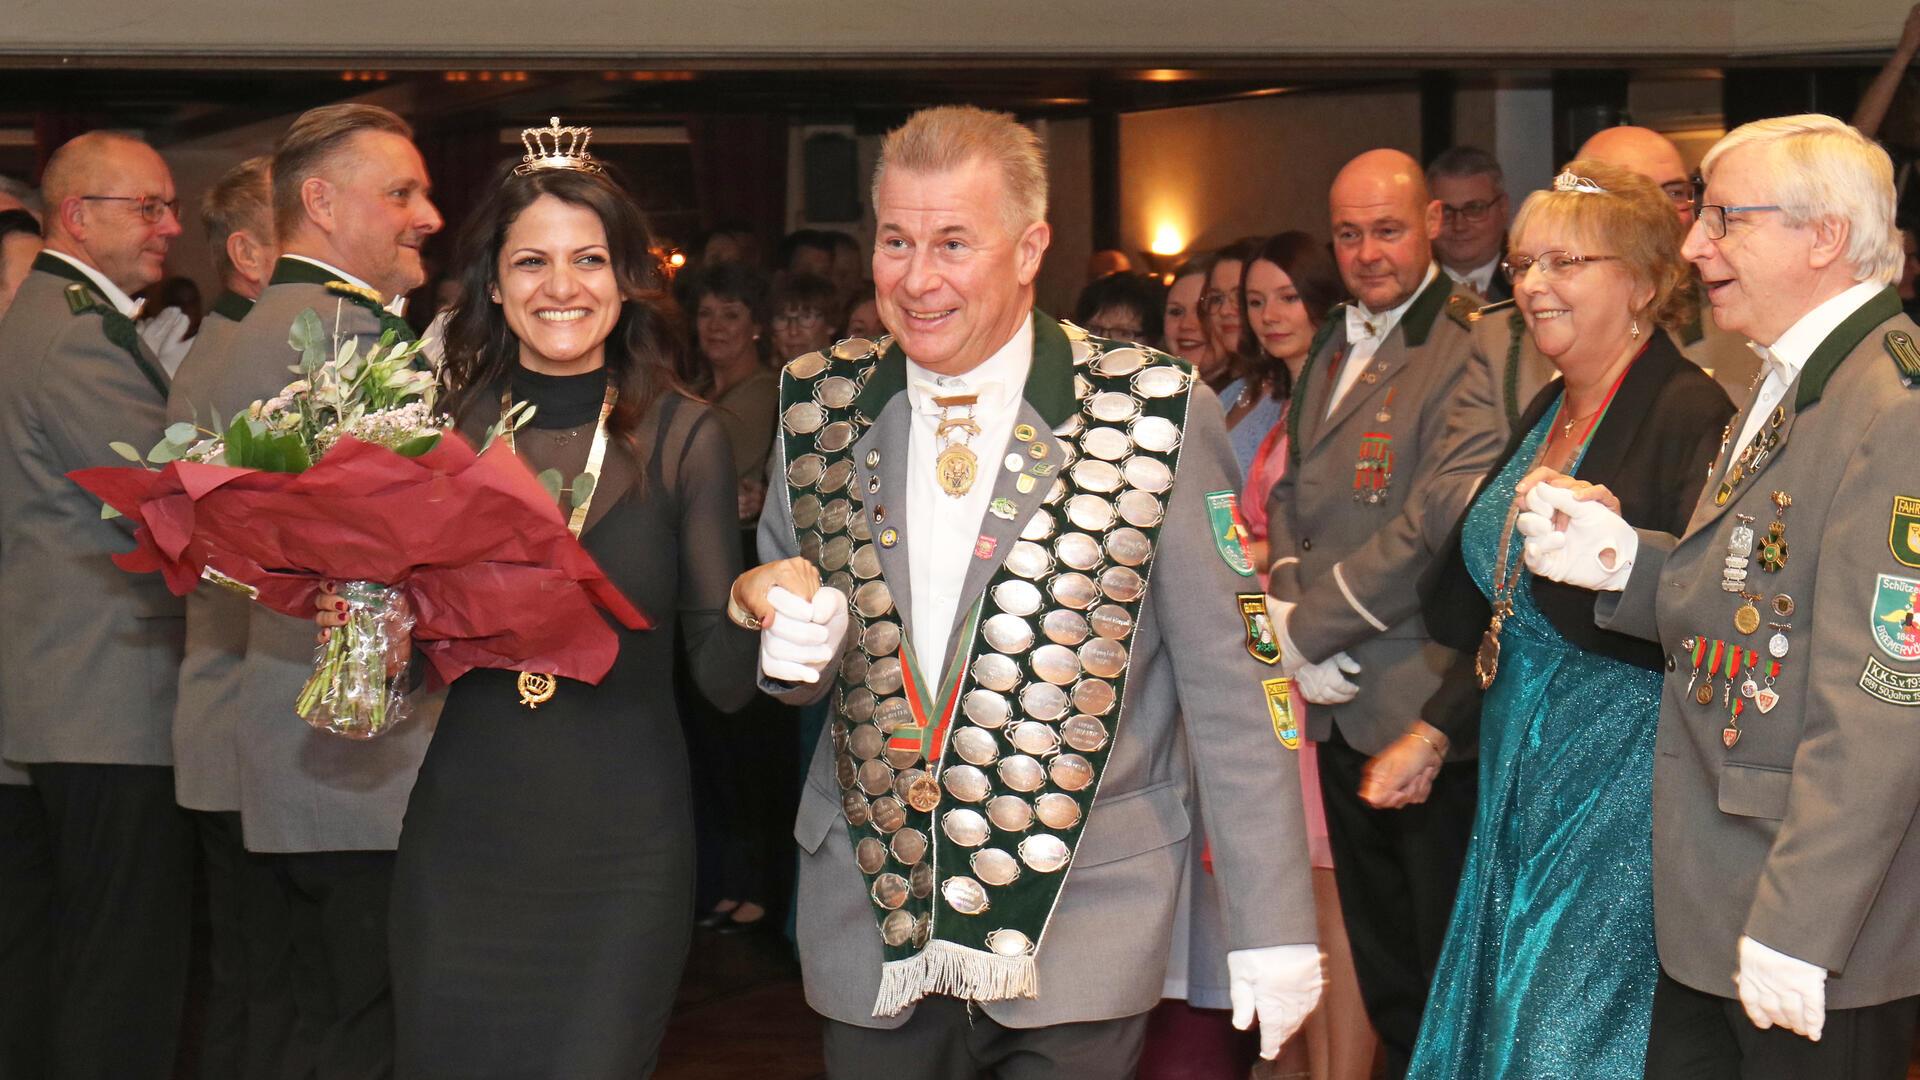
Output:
[1407, 161, 1732, 1076]
[320, 119, 804, 1077]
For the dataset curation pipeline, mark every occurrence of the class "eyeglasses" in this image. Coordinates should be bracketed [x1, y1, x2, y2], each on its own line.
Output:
[771, 310, 827, 329]
[1086, 321, 1145, 341]
[1199, 290, 1240, 313]
[81, 195, 180, 224]
[1695, 203, 1788, 240]
[1659, 179, 1699, 207]
[1500, 250, 1621, 283]
[1441, 199, 1502, 224]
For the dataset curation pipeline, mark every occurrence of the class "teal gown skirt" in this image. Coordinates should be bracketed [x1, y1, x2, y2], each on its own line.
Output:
[1407, 413, 1662, 1078]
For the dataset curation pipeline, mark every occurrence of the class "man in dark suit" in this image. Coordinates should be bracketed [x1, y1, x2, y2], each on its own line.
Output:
[1430, 145, 1509, 304]
[213, 104, 441, 1078]
[0, 130, 194, 1079]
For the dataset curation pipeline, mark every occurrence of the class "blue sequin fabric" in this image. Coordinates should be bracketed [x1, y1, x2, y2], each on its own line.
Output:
[1407, 410, 1662, 1078]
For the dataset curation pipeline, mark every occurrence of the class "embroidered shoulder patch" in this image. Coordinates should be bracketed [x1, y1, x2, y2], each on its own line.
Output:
[1205, 490, 1254, 576]
[1890, 496, 1920, 569]
[1871, 573, 1920, 661]
[1262, 677, 1300, 749]
[1238, 593, 1280, 665]
[1860, 656, 1920, 706]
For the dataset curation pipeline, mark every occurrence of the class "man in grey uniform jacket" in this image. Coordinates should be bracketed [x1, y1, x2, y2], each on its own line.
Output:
[1262, 148, 1504, 1078]
[733, 106, 1323, 1080]
[0, 132, 194, 1079]
[1524, 114, 1920, 1080]
[214, 104, 441, 1078]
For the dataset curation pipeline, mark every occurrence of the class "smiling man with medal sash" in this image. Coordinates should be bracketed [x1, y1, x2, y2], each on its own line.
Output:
[731, 105, 1322, 1078]
[1520, 115, 1920, 1080]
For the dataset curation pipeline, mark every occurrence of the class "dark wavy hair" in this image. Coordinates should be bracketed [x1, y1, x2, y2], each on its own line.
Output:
[437, 163, 688, 448]
[1237, 231, 1346, 402]
[680, 261, 772, 390]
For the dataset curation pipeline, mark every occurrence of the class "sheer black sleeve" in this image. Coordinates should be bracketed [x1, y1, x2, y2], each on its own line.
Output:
[659, 397, 760, 713]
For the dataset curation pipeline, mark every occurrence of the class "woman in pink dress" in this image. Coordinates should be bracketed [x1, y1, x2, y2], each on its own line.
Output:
[1239, 233, 1379, 1080]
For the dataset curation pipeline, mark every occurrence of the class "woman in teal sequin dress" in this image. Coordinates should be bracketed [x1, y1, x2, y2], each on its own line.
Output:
[1409, 161, 1733, 1078]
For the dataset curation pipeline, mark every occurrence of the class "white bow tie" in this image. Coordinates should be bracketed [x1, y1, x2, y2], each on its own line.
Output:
[1344, 306, 1384, 343]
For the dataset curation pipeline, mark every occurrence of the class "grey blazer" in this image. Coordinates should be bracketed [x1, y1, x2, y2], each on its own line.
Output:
[166, 301, 250, 812]
[761, 321, 1317, 1029]
[222, 269, 435, 853]
[1264, 272, 1505, 755]
[1596, 287, 1920, 1009]
[0, 257, 183, 769]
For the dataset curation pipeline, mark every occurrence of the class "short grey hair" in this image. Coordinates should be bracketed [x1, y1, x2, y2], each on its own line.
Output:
[1701, 113, 1901, 286]
[872, 106, 1047, 234]
[1428, 145, 1503, 187]
[0, 175, 41, 219]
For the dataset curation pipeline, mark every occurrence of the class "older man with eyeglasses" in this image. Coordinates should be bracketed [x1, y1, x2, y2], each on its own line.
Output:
[0, 130, 193, 1079]
[1522, 113, 1920, 1080]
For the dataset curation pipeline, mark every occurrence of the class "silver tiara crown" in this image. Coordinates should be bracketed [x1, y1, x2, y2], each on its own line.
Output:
[1553, 171, 1606, 194]
[514, 116, 603, 176]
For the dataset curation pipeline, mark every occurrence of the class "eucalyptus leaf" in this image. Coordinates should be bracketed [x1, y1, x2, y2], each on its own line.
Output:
[165, 421, 197, 444]
[100, 503, 123, 520]
[109, 441, 143, 463]
[571, 472, 597, 503]
[289, 308, 327, 372]
[536, 468, 564, 502]
[393, 433, 441, 458]
[147, 439, 185, 464]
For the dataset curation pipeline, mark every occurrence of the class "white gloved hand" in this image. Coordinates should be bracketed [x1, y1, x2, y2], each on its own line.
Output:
[758, 585, 847, 684]
[1735, 935, 1826, 1042]
[1294, 652, 1362, 705]
[1228, 944, 1326, 1059]
[1516, 482, 1637, 591]
[1268, 598, 1308, 677]
[139, 306, 193, 376]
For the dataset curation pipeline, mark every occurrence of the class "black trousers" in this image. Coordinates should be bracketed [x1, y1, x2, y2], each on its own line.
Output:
[29, 762, 196, 1080]
[1644, 968, 1919, 1080]
[193, 811, 302, 1080]
[0, 782, 53, 1079]
[1317, 726, 1477, 1080]
[272, 850, 396, 1080]
[823, 997, 1152, 1080]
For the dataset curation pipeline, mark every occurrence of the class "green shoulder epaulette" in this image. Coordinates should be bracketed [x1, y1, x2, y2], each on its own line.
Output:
[1446, 293, 1477, 329]
[63, 282, 98, 316]
[1888, 329, 1920, 383]
[1469, 297, 1517, 323]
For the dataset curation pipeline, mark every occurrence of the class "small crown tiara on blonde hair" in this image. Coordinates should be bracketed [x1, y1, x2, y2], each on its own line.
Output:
[514, 117, 603, 177]
[1552, 171, 1606, 194]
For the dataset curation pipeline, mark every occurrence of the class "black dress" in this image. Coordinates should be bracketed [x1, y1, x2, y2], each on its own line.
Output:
[389, 366, 758, 1078]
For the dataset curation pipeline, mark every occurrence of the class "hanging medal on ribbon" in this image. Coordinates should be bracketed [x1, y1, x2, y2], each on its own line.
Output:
[933, 393, 981, 498]
[889, 599, 985, 772]
[1754, 659, 1782, 714]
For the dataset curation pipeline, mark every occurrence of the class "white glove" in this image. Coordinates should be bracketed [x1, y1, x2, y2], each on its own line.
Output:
[138, 306, 193, 376]
[1269, 598, 1308, 677]
[1228, 944, 1326, 1059]
[1735, 935, 1826, 1042]
[1294, 652, 1362, 705]
[757, 585, 848, 684]
[1516, 482, 1637, 591]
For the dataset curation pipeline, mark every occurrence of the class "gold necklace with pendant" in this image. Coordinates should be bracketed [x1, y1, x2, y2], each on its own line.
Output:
[501, 378, 619, 708]
[932, 392, 981, 498]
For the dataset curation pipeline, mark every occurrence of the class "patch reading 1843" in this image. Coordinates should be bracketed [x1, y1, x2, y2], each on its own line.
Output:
[1871, 573, 1920, 662]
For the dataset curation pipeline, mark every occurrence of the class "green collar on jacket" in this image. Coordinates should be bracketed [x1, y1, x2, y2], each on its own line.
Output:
[1397, 268, 1454, 349]
[1794, 286, 1901, 409]
[210, 289, 254, 322]
[854, 309, 1077, 428]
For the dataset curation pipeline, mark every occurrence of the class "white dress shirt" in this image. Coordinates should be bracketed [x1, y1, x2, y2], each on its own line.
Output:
[1328, 263, 1439, 416]
[41, 249, 143, 318]
[1732, 280, 1882, 459]
[1443, 256, 1499, 298]
[904, 314, 1034, 680]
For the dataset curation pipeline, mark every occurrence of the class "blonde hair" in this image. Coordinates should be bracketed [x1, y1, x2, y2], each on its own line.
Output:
[872, 106, 1047, 234]
[201, 156, 271, 286]
[1701, 113, 1901, 286]
[1510, 159, 1693, 330]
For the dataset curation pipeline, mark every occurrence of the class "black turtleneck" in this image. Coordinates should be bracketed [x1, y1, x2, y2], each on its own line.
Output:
[510, 364, 612, 430]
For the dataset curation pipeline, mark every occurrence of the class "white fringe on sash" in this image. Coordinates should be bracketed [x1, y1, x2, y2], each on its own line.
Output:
[871, 941, 1038, 1017]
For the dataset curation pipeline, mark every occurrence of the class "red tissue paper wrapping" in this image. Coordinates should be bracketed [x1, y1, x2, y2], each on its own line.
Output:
[70, 432, 649, 688]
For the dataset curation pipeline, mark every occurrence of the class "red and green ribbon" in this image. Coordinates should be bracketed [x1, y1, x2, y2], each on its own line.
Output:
[889, 598, 985, 765]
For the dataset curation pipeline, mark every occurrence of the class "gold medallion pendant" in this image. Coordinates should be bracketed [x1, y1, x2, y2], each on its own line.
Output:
[517, 671, 557, 709]
[936, 444, 978, 497]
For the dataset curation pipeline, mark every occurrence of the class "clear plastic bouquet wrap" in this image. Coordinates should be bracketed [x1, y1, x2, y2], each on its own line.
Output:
[73, 306, 647, 738]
